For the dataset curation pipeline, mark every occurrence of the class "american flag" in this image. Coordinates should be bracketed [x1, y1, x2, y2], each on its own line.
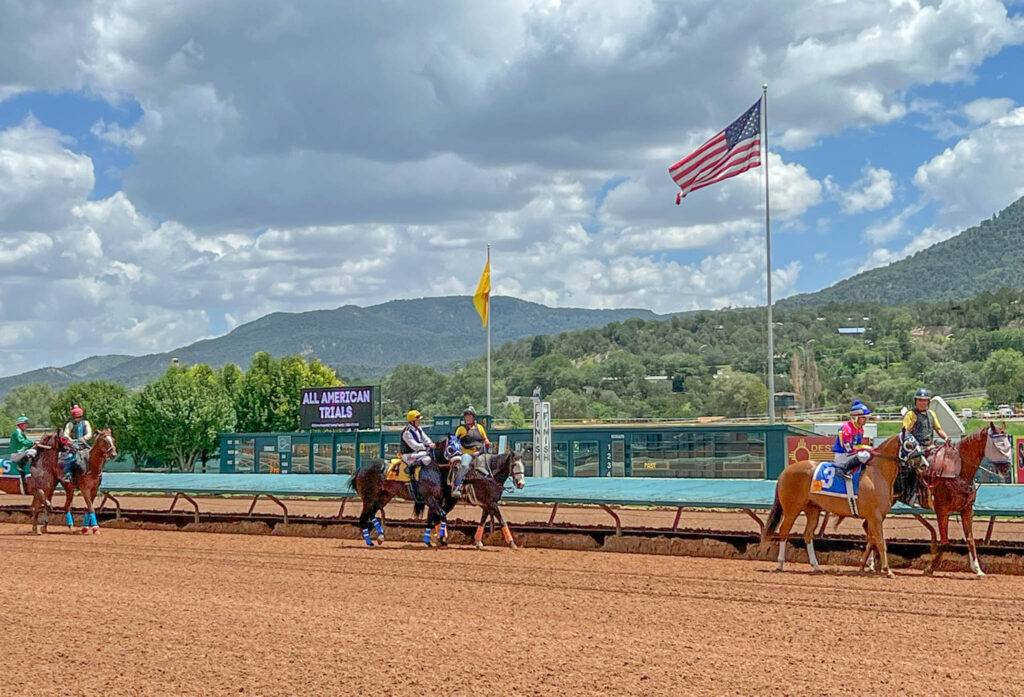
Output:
[669, 98, 761, 204]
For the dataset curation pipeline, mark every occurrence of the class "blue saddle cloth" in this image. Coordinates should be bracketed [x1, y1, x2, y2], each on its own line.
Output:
[811, 461, 864, 498]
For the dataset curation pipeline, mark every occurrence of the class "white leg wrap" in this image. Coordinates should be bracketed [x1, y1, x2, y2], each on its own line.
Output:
[777, 540, 786, 570]
[970, 552, 984, 576]
[807, 540, 820, 571]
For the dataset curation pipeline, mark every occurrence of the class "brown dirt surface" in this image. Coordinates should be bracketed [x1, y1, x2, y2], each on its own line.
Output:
[3, 525, 1024, 697]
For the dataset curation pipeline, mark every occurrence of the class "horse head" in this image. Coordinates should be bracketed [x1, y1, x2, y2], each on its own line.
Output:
[508, 450, 526, 489]
[442, 434, 462, 463]
[984, 421, 1012, 476]
[93, 428, 118, 463]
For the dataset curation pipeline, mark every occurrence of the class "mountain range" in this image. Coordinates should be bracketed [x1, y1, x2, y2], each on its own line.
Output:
[3, 195, 1023, 399]
[0, 297, 663, 398]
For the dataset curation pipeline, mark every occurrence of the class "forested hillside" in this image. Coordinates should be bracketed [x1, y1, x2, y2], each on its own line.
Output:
[379, 287, 1024, 421]
[781, 195, 1024, 308]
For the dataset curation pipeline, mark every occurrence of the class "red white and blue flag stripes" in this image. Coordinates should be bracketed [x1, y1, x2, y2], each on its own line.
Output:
[669, 98, 762, 204]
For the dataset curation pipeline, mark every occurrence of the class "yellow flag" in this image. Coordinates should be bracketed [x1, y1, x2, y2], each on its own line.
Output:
[473, 258, 490, 327]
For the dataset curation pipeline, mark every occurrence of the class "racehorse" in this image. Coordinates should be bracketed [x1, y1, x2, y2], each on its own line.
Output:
[441, 450, 526, 549]
[761, 434, 906, 576]
[915, 423, 1011, 575]
[29, 429, 117, 535]
[27, 432, 72, 534]
[440, 450, 524, 548]
[59, 429, 118, 534]
[349, 435, 462, 548]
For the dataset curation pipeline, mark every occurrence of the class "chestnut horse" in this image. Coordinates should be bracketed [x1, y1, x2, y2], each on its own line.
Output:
[919, 423, 1011, 575]
[60, 429, 118, 534]
[762, 434, 906, 576]
[28, 433, 72, 534]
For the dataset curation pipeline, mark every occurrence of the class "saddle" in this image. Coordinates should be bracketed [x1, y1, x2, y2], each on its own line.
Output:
[924, 442, 961, 480]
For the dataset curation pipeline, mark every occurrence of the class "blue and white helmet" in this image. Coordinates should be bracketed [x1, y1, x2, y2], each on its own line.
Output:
[850, 400, 871, 417]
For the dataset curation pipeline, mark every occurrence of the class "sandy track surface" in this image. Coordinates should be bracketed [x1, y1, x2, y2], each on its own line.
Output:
[2, 525, 1023, 697]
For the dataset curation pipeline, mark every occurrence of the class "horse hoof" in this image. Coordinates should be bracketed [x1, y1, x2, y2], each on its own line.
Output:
[475, 541, 484, 550]
[90, 527, 99, 534]
[80, 527, 89, 535]
[374, 537, 384, 546]
[509, 541, 518, 549]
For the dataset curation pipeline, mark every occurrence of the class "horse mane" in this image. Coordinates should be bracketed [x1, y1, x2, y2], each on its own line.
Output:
[956, 423, 994, 480]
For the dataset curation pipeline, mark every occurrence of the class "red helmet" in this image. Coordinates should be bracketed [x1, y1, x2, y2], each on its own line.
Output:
[70, 405, 85, 418]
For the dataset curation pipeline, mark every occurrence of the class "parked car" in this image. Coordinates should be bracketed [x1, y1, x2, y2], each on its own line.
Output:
[998, 404, 1014, 418]
[961, 408, 973, 419]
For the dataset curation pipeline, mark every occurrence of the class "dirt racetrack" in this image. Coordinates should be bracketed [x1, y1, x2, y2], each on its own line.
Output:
[3, 525, 1024, 697]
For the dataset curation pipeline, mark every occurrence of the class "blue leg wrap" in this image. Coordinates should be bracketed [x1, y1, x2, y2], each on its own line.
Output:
[372, 518, 384, 536]
[65, 511, 74, 527]
[89, 512, 98, 527]
[440, 521, 448, 539]
[361, 528, 374, 547]
[423, 528, 431, 546]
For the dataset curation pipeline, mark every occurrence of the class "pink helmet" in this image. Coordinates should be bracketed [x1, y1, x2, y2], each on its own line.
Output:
[70, 405, 85, 418]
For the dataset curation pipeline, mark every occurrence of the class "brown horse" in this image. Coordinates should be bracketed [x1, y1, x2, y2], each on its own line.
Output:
[29, 429, 117, 534]
[920, 423, 1011, 576]
[60, 429, 118, 534]
[28, 433, 72, 534]
[762, 434, 906, 576]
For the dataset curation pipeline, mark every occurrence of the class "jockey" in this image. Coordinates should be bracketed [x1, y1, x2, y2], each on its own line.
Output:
[8, 416, 38, 485]
[60, 405, 94, 480]
[832, 400, 872, 476]
[399, 410, 434, 478]
[452, 407, 491, 498]
[902, 387, 947, 448]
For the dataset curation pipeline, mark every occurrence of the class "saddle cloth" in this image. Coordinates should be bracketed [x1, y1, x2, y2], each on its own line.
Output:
[385, 458, 414, 483]
[810, 461, 863, 499]
[0, 459, 11, 475]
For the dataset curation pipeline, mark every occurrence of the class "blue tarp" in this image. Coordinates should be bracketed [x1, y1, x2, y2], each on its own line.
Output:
[93, 473, 1024, 516]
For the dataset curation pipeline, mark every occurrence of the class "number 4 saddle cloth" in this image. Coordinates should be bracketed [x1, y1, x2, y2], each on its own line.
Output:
[385, 457, 420, 483]
[810, 461, 864, 516]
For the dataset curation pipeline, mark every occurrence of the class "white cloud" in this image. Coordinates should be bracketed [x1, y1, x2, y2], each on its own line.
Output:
[964, 97, 1015, 124]
[914, 106, 1024, 228]
[841, 166, 895, 214]
[858, 225, 958, 272]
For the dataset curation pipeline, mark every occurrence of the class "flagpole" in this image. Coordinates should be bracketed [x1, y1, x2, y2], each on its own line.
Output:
[486, 244, 492, 418]
[763, 83, 776, 425]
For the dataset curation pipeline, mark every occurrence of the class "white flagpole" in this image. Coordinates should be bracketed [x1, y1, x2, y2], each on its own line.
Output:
[486, 244, 492, 418]
[763, 84, 776, 425]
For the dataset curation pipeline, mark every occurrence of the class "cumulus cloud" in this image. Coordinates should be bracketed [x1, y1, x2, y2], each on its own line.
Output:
[0, 0, 1022, 373]
[841, 166, 895, 214]
[858, 225, 958, 272]
[914, 106, 1024, 228]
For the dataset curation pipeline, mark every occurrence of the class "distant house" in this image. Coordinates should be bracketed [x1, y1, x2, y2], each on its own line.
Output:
[838, 327, 866, 336]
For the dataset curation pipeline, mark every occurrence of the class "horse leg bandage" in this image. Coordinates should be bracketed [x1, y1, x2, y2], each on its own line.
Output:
[502, 525, 514, 545]
[422, 528, 431, 546]
[372, 518, 384, 536]
[361, 529, 373, 547]
[65, 511, 74, 527]
[474, 525, 484, 545]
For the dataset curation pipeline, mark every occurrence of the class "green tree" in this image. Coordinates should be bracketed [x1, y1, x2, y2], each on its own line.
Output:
[707, 370, 768, 417]
[0, 412, 14, 437]
[982, 349, 1024, 403]
[1, 383, 56, 427]
[134, 365, 236, 471]
[50, 381, 134, 453]
[547, 387, 588, 419]
[506, 403, 527, 428]
[383, 364, 447, 418]
[234, 352, 342, 432]
[924, 361, 977, 395]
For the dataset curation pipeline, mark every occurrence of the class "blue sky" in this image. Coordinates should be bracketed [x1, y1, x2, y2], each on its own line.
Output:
[1, 0, 1023, 375]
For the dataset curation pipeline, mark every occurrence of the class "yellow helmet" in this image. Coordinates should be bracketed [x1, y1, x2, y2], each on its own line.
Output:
[406, 409, 422, 422]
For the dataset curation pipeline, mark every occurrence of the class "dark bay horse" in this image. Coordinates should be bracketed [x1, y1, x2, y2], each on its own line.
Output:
[762, 434, 905, 576]
[442, 450, 526, 549]
[917, 423, 1011, 575]
[60, 429, 118, 534]
[349, 435, 461, 548]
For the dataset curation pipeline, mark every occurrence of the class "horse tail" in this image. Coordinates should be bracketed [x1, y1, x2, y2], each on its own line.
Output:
[413, 500, 425, 518]
[762, 492, 783, 544]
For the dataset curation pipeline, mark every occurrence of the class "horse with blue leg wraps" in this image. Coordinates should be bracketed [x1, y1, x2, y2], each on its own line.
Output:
[29, 429, 117, 534]
[349, 435, 462, 548]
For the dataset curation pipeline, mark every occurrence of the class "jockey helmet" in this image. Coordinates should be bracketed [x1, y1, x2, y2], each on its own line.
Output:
[463, 406, 476, 417]
[16, 415, 29, 425]
[70, 405, 85, 418]
[914, 387, 930, 401]
[406, 409, 422, 422]
[850, 401, 870, 417]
